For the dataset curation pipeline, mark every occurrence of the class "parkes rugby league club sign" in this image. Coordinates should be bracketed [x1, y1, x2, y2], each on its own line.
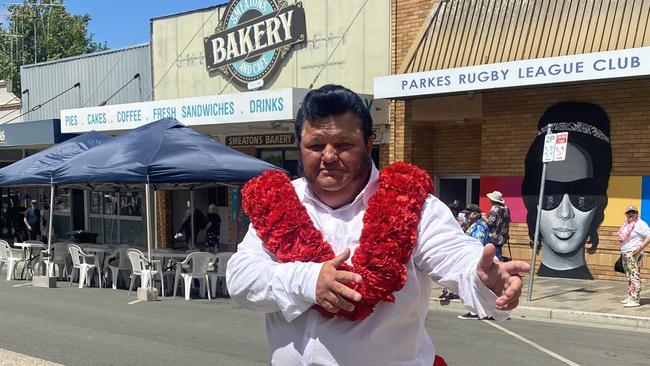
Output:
[204, 0, 307, 90]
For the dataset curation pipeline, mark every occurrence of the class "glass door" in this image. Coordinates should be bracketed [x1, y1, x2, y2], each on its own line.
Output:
[436, 175, 480, 208]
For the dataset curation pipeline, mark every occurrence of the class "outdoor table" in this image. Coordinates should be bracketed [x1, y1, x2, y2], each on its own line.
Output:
[13, 242, 45, 280]
[84, 247, 109, 286]
[152, 250, 189, 271]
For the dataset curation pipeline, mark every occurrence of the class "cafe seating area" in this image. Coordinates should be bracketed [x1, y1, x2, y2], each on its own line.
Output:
[0, 238, 234, 301]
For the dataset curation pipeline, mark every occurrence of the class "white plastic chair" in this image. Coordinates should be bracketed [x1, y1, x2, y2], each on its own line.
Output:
[126, 249, 166, 298]
[107, 247, 132, 289]
[208, 252, 234, 297]
[0, 240, 24, 281]
[47, 242, 70, 279]
[68, 244, 102, 288]
[173, 252, 215, 300]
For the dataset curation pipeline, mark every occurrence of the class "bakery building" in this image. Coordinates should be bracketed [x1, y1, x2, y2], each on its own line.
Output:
[379, 0, 650, 280]
[61, 0, 391, 249]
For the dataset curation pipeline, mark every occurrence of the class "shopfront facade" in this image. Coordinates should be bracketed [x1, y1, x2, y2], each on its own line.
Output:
[382, 0, 650, 280]
[0, 119, 76, 243]
[1, 44, 155, 246]
[151, 0, 391, 249]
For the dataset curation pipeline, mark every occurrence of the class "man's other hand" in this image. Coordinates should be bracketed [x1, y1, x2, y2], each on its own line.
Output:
[316, 248, 362, 313]
[476, 243, 530, 311]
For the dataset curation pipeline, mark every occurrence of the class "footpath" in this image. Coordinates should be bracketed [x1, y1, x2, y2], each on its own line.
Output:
[430, 276, 650, 330]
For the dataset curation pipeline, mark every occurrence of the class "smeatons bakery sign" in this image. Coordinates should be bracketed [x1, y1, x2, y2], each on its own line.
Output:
[204, 0, 307, 90]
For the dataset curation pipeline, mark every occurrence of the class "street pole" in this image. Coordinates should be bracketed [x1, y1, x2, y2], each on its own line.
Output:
[190, 188, 195, 250]
[527, 124, 552, 302]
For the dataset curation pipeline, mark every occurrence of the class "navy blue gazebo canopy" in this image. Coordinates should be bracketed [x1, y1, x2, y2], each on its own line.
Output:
[0, 131, 112, 186]
[52, 118, 280, 187]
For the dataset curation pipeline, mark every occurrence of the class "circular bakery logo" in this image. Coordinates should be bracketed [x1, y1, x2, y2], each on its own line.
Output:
[204, 0, 307, 90]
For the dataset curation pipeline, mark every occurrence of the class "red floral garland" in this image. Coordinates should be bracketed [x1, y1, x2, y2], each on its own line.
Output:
[242, 162, 434, 321]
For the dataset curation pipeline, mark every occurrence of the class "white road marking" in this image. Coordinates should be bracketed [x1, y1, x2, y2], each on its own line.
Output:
[483, 319, 581, 366]
[12, 283, 31, 287]
[0, 347, 63, 366]
[128, 299, 144, 305]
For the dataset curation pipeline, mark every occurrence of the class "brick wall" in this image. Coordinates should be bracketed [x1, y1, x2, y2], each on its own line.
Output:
[411, 120, 481, 175]
[155, 191, 172, 248]
[390, 0, 436, 164]
[482, 79, 650, 176]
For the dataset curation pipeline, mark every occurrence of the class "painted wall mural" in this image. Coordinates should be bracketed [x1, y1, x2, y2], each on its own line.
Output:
[521, 102, 612, 280]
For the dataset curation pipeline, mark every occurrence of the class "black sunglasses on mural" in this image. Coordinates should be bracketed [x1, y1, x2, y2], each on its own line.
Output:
[541, 179, 599, 212]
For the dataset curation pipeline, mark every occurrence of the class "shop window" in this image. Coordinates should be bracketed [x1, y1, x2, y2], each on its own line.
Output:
[54, 188, 72, 214]
[436, 176, 480, 208]
[372, 146, 380, 167]
[89, 191, 143, 245]
[258, 148, 300, 179]
[208, 186, 228, 207]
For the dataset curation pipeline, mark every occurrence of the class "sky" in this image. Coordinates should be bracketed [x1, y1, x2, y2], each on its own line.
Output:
[41, 1, 229, 49]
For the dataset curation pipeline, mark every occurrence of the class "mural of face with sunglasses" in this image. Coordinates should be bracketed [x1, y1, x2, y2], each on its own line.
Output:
[539, 179, 599, 258]
[522, 101, 612, 280]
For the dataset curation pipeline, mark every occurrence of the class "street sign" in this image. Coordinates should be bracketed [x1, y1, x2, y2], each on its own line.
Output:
[542, 133, 556, 162]
[541, 132, 569, 163]
[554, 132, 569, 161]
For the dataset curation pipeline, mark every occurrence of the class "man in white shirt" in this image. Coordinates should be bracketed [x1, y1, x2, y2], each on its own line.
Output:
[227, 84, 530, 365]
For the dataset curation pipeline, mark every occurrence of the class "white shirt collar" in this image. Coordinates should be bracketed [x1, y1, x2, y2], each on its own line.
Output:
[294, 163, 379, 212]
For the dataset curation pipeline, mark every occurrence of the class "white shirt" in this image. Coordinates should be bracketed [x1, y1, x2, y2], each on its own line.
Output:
[226, 165, 509, 366]
[620, 219, 650, 253]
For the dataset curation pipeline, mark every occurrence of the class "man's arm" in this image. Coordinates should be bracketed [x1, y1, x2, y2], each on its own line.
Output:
[23, 210, 30, 229]
[413, 196, 525, 320]
[226, 225, 325, 322]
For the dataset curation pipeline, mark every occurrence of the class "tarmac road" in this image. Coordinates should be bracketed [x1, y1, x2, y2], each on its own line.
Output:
[0, 280, 649, 365]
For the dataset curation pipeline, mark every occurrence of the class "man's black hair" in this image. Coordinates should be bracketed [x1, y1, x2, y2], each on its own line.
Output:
[294, 84, 373, 146]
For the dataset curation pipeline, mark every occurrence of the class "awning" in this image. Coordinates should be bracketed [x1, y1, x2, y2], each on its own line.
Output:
[0, 131, 112, 186]
[375, 0, 650, 99]
[0, 119, 77, 148]
[52, 118, 280, 188]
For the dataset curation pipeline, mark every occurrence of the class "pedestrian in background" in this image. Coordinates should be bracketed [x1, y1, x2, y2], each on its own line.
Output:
[464, 203, 489, 245]
[204, 204, 221, 254]
[447, 200, 465, 227]
[24, 199, 41, 241]
[458, 203, 492, 320]
[483, 191, 510, 261]
[617, 205, 650, 308]
[174, 200, 206, 250]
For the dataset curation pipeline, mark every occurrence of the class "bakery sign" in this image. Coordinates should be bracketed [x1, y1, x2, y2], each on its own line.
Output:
[226, 133, 295, 147]
[204, 0, 307, 90]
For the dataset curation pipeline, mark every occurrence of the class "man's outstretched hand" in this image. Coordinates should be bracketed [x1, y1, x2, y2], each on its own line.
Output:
[476, 244, 531, 311]
[316, 248, 363, 314]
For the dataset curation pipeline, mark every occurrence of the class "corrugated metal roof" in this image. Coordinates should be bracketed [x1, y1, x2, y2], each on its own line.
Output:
[19, 44, 152, 121]
[21, 43, 150, 69]
[401, 0, 650, 73]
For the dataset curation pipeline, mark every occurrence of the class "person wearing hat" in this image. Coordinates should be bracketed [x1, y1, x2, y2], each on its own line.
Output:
[447, 199, 465, 228]
[457, 203, 490, 320]
[23, 199, 41, 241]
[464, 203, 489, 246]
[482, 191, 511, 261]
[617, 205, 650, 307]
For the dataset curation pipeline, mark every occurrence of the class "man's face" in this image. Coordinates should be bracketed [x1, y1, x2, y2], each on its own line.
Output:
[627, 211, 638, 222]
[300, 112, 372, 194]
[466, 211, 480, 223]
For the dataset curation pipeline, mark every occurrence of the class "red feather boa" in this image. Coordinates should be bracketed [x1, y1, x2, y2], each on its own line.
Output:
[242, 162, 434, 320]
